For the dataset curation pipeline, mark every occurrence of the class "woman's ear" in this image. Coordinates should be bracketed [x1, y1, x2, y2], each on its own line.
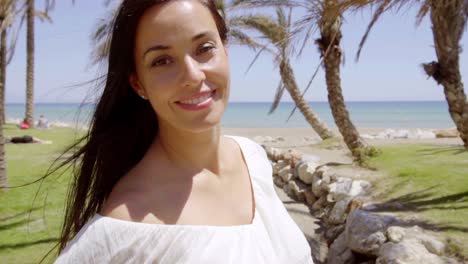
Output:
[129, 73, 147, 100]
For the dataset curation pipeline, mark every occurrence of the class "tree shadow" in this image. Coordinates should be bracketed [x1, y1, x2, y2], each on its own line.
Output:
[0, 237, 58, 250]
[367, 187, 468, 213]
[0, 207, 43, 223]
[0, 219, 32, 231]
[364, 186, 468, 233]
[416, 146, 467, 156]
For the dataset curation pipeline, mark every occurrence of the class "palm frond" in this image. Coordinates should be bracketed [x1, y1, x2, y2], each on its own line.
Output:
[269, 80, 285, 114]
[230, 14, 286, 45]
[229, 28, 263, 50]
[355, 0, 392, 62]
[244, 44, 274, 74]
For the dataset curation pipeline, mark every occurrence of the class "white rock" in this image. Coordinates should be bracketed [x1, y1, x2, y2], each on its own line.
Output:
[279, 165, 293, 182]
[345, 210, 396, 255]
[328, 179, 370, 201]
[377, 239, 447, 264]
[386, 226, 405, 242]
[298, 162, 318, 184]
[393, 129, 410, 139]
[415, 129, 436, 139]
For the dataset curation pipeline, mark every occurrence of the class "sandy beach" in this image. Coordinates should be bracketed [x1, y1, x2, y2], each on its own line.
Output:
[223, 127, 463, 164]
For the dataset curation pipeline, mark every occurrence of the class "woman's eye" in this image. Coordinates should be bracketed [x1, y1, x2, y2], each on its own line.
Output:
[197, 44, 215, 55]
[151, 57, 172, 67]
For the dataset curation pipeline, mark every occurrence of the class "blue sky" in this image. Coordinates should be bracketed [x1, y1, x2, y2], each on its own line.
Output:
[5, 1, 468, 103]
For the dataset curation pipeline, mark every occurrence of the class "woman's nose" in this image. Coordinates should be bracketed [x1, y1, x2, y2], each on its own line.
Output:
[179, 55, 206, 88]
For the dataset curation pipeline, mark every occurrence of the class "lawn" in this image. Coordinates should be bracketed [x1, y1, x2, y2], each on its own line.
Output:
[0, 124, 83, 264]
[1, 126, 467, 263]
[369, 144, 468, 260]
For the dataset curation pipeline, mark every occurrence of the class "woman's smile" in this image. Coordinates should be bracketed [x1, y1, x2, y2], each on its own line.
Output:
[175, 89, 217, 111]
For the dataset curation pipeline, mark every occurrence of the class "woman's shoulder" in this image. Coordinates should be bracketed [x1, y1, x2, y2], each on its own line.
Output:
[224, 135, 268, 160]
[55, 215, 112, 263]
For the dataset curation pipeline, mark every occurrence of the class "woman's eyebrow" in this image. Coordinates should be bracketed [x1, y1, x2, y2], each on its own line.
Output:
[142, 31, 216, 59]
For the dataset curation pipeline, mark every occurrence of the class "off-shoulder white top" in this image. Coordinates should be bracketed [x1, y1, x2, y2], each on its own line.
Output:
[55, 136, 313, 264]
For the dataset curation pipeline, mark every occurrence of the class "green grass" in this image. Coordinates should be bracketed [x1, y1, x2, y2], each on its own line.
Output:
[0, 124, 83, 264]
[369, 144, 468, 259]
[2, 126, 468, 262]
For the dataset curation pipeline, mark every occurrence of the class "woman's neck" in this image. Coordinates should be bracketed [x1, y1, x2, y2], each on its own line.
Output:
[152, 123, 225, 176]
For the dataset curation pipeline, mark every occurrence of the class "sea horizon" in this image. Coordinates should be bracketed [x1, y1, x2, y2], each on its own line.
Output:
[5, 101, 455, 129]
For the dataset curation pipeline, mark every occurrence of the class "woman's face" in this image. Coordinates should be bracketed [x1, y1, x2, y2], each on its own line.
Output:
[131, 0, 230, 133]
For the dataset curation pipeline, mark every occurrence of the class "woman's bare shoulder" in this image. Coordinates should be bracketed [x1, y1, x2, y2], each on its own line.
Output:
[100, 172, 166, 224]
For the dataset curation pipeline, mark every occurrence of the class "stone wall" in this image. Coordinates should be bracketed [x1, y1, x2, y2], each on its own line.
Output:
[263, 145, 461, 264]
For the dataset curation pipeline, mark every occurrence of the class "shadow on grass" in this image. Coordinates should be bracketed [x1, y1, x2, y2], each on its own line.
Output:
[365, 186, 468, 233]
[368, 187, 468, 213]
[416, 146, 467, 156]
[0, 207, 43, 223]
[0, 237, 58, 250]
[0, 219, 32, 231]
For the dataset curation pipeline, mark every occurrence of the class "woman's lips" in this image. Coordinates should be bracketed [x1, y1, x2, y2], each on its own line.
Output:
[175, 90, 216, 111]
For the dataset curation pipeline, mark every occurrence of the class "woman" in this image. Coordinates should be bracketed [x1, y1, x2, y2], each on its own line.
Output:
[54, 0, 314, 263]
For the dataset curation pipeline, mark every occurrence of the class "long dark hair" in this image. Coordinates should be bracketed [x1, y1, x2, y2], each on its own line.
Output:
[55, 0, 228, 253]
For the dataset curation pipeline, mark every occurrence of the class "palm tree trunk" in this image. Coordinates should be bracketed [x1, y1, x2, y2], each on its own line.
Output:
[319, 16, 374, 160]
[424, 0, 468, 148]
[0, 27, 6, 124]
[279, 59, 335, 140]
[25, 0, 34, 127]
[0, 28, 7, 190]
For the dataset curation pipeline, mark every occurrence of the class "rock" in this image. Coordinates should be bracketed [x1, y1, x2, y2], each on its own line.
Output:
[312, 196, 327, 211]
[328, 179, 370, 202]
[393, 129, 410, 139]
[311, 167, 331, 197]
[403, 226, 446, 256]
[271, 161, 278, 175]
[312, 173, 324, 197]
[345, 210, 396, 256]
[304, 190, 316, 206]
[325, 224, 345, 243]
[289, 179, 308, 203]
[386, 226, 406, 243]
[386, 226, 405, 243]
[282, 183, 295, 199]
[297, 162, 318, 184]
[434, 128, 459, 138]
[420, 239, 445, 257]
[377, 239, 447, 264]
[273, 177, 286, 188]
[327, 233, 355, 264]
[415, 129, 436, 139]
[267, 147, 283, 161]
[279, 165, 293, 182]
[276, 160, 288, 170]
[328, 197, 353, 225]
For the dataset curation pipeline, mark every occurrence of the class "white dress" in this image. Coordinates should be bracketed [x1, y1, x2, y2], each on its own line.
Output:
[55, 136, 314, 264]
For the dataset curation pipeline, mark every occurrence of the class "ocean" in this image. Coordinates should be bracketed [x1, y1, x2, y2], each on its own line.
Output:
[5, 101, 454, 129]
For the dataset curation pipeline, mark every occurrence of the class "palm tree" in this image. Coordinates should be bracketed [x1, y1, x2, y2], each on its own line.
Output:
[351, 0, 468, 148]
[24, 0, 73, 127]
[0, 0, 22, 189]
[230, 8, 335, 139]
[25, 0, 34, 126]
[235, 0, 377, 159]
[0, 0, 19, 190]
